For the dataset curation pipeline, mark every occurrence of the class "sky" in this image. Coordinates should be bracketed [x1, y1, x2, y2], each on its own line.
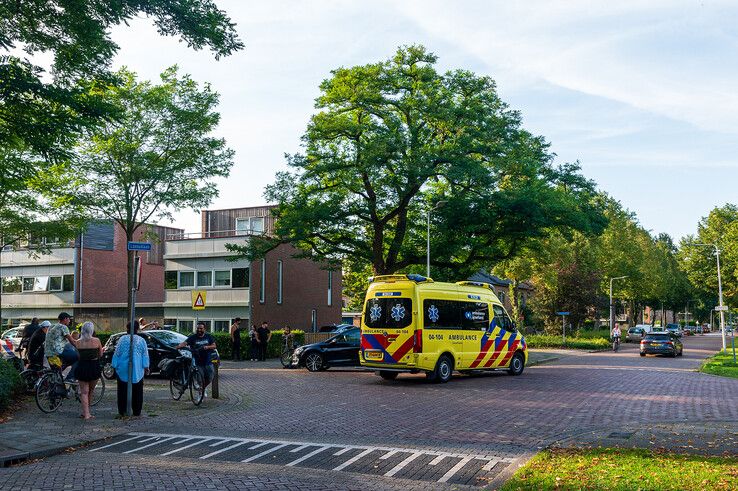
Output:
[109, 0, 738, 240]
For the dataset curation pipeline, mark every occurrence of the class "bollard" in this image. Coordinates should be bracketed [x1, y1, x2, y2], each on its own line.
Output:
[212, 361, 219, 399]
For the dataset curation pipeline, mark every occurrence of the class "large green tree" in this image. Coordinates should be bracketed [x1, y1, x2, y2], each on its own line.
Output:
[232, 45, 606, 278]
[75, 67, 234, 315]
[0, 1, 242, 247]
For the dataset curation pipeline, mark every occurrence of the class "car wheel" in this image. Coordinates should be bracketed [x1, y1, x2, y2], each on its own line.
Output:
[431, 355, 454, 383]
[640, 352, 646, 357]
[378, 370, 398, 381]
[102, 363, 116, 380]
[507, 352, 525, 376]
[671, 351, 677, 358]
[305, 352, 324, 372]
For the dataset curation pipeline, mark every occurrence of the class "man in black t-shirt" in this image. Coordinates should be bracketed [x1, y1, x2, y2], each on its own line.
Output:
[256, 321, 271, 361]
[177, 323, 217, 389]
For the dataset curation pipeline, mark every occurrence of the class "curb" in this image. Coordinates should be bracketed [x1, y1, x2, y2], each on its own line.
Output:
[0, 440, 84, 468]
[526, 355, 560, 367]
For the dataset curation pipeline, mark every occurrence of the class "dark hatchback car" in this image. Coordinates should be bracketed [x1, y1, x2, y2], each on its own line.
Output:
[292, 327, 361, 371]
[640, 332, 683, 357]
[101, 330, 191, 379]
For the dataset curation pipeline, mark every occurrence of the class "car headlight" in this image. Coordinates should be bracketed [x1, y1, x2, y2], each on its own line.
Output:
[293, 347, 304, 356]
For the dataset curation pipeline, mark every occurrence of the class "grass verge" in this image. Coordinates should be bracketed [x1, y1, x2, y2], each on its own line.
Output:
[525, 334, 610, 350]
[700, 350, 738, 379]
[501, 448, 738, 491]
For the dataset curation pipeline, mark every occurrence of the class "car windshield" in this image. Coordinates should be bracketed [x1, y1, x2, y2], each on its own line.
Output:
[645, 334, 670, 341]
[148, 331, 187, 347]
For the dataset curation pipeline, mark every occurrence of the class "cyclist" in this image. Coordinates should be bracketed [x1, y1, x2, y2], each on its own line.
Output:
[44, 312, 79, 381]
[281, 326, 295, 369]
[611, 323, 622, 351]
[27, 321, 51, 368]
[176, 323, 217, 396]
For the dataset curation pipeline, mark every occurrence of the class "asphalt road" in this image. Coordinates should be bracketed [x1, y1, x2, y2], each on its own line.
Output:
[1, 333, 736, 490]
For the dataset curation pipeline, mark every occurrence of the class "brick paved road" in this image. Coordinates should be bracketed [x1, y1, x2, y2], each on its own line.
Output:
[1, 333, 736, 489]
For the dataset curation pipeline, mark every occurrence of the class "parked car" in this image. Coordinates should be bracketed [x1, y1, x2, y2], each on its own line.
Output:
[626, 326, 647, 343]
[665, 324, 683, 337]
[318, 324, 355, 333]
[651, 326, 665, 333]
[101, 330, 213, 379]
[292, 327, 361, 371]
[1, 327, 24, 352]
[640, 332, 683, 357]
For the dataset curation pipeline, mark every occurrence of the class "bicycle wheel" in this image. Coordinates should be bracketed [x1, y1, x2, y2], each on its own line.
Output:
[89, 376, 106, 406]
[35, 372, 63, 413]
[280, 348, 292, 367]
[20, 369, 39, 394]
[170, 375, 185, 401]
[189, 369, 205, 406]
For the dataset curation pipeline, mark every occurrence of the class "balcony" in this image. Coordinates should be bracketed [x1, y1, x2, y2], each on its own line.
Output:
[1, 292, 75, 309]
[0, 247, 75, 268]
[164, 236, 250, 260]
[163, 289, 249, 308]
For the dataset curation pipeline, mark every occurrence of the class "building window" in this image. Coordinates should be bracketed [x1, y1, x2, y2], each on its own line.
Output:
[236, 216, 266, 235]
[277, 260, 283, 304]
[259, 259, 265, 303]
[232, 268, 249, 288]
[22, 277, 35, 292]
[49, 276, 63, 292]
[178, 271, 195, 288]
[197, 271, 213, 287]
[63, 274, 74, 292]
[214, 270, 231, 287]
[164, 271, 177, 290]
[327, 270, 332, 306]
[213, 320, 230, 332]
[311, 309, 317, 332]
[1, 277, 21, 293]
[177, 319, 194, 333]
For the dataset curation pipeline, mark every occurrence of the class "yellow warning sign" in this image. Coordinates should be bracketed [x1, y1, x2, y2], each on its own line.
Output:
[191, 290, 207, 310]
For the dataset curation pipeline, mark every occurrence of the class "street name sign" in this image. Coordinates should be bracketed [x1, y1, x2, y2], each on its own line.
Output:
[127, 242, 152, 251]
[556, 311, 570, 316]
[715, 305, 729, 312]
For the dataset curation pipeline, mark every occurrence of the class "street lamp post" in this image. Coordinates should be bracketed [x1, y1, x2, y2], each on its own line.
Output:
[426, 201, 447, 278]
[692, 243, 727, 351]
[609, 276, 628, 332]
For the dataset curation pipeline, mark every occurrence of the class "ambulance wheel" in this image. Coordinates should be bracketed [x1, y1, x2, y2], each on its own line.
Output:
[507, 352, 525, 376]
[432, 355, 454, 383]
[378, 371, 398, 380]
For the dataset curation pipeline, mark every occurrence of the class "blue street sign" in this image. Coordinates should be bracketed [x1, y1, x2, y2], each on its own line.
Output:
[127, 241, 152, 251]
[556, 311, 570, 316]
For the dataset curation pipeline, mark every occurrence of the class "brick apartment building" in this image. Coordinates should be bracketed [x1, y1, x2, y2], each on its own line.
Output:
[0, 221, 181, 329]
[162, 206, 342, 333]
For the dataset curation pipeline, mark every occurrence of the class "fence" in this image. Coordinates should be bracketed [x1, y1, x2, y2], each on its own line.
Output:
[302, 333, 333, 345]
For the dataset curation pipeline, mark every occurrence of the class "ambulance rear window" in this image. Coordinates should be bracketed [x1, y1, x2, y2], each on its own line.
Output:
[364, 298, 412, 329]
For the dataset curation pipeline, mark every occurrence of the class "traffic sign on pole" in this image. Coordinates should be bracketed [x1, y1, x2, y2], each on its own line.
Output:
[556, 312, 570, 316]
[191, 290, 207, 310]
[127, 241, 152, 251]
[715, 305, 729, 312]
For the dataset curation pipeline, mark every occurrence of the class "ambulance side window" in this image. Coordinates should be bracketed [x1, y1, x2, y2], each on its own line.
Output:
[492, 305, 514, 331]
[423, 299, 461, 330]
[460, 302, 489, 330]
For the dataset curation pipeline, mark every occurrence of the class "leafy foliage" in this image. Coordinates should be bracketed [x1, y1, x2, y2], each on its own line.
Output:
[0, 358, 22, 413]
[231, 45, 606, 278]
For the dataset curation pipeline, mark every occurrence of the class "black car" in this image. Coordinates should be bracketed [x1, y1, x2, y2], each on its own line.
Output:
[292, 327, 361, 371]
[101, 330, 190, 379]
[639, 332, 683, 357]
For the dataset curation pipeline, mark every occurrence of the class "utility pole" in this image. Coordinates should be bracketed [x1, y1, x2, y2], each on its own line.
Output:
[692, 243, 727, 351]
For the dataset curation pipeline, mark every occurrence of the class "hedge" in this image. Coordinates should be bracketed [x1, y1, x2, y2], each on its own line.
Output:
[0, 357, 22, 412]
[525, 334, 610, 350]
[93, 330, 304, 360]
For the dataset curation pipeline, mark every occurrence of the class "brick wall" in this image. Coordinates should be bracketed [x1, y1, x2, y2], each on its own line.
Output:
[249, 243, 342, 331]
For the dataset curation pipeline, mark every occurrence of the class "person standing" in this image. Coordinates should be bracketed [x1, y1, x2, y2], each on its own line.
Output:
[44, 312, 78, 381]
[74, 322, 103, 420]
[249, 324, 258, 361]
[177, 323, 217, 394]
[111, 321, 150, 417]
[229, 317, 242, 361]
[27, 320, 51, 368]
[256, 321, 271, 361]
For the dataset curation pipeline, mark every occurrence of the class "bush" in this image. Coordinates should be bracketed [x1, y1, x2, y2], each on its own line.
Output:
[0, 358, 22, 412]
[525, 334, 610, 350]
[209, 330, 305, 359]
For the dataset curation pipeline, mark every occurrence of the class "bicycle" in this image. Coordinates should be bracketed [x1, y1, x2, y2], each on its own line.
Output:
[612, 336, 620, 352]
[280, 339, 298, 368]
[35, 358, 105, 413]
[165, 348, 205, 406]
[20, 363, 45, 394]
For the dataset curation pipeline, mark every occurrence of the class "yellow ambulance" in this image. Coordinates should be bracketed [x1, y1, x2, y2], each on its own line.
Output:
[360, 274, 528, 382]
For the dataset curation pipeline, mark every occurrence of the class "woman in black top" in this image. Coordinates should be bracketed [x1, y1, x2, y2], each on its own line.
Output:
[74, 322, 102, 420]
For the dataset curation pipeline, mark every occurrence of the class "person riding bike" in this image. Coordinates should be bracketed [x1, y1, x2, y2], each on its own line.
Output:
[176, 323, 216, 395]
[27, 321, 51, 368]
[44, 312, 79, 381]
[611, 324, 622, 350]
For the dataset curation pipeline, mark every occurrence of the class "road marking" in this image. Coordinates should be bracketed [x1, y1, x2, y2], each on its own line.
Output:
[334, 447, 352, 456]
[161, 438, 212, 456]
[286, 446, 329, 467]
[249, 442, 270, 450]
[89, 435, 142, 452]
[209, 439, 230, 447]
[138, 436, 159, 443]
[289, 444, 311, 453]
[333, 448, 375, 471]
[200, 441, 247, 460]
[429, 455, 446, 466]
[384, 452, 422, 477]
[438, 456, 472, 483]
[123, 436, 176, 454]
[242, 443, 289, 463]
[482, 459, 499, 471]
[380, 450, 398, 460]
